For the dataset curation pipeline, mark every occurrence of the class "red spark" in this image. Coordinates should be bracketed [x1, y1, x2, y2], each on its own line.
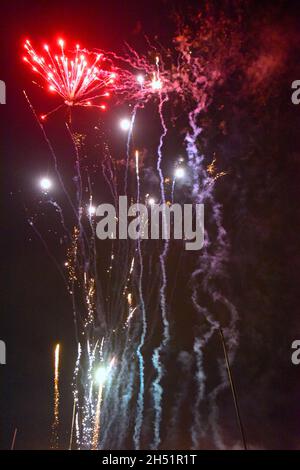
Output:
[23, 39, 116, 119]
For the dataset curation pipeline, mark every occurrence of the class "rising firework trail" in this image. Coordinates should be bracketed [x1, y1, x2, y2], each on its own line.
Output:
[133, 150, 147, 450]
[92, 358, 115, 450]
[51, 343, 60, 449]
[92, 382, 104, 450]
[151, 89, 170, 450]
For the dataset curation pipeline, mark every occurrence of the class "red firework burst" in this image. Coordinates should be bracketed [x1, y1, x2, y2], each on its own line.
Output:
[23, 39, 117, 119]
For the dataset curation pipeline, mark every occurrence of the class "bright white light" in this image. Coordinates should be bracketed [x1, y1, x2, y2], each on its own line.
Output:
[88, 205, 96, 216]
[95, 367, 108, 385]
[136, 74, 144, 85]
[174, 167, 185, 179]
[148, 197, 156, 206]
[40, 177, 52, 192]
[119, 118, 131, 131]
[151, 78, 162, 91]
[151, 73, 162, 91]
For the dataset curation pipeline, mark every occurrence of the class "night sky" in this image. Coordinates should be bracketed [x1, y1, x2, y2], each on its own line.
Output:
[1, 0, 300, 450]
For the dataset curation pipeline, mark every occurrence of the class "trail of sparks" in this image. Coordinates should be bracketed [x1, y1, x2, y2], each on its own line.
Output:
[92, 383, 103, 450]
[151, 91, 170, 449]
[91, 358, 115, 449]
[71, 342, 81, 449]
[51, 343, 60, 449]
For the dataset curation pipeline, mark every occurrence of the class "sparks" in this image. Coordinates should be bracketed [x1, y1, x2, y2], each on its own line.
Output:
[88, 204, 96, 217]
[23, 39, 115, 119]
[51, 343, 60, 449]
[92, 358, 115, 450]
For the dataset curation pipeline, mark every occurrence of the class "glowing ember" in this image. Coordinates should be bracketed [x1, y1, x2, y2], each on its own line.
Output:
[40, 177, 52, 192]
[119, 118, 131, 131]
[174, 167, 185, 179]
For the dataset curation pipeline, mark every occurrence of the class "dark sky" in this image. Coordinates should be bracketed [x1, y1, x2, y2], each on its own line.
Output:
[1, 0, 300, 451]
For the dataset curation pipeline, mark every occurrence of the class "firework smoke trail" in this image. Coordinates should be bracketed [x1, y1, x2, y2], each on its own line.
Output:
[51, 343, 60, 449]
[184, 105, 218, 447]
[133, 150, 147, 449]
[207, 364, 227, 449]
[185, 108, 221, 448]
[167, 351, 193, 445]
[171, 178, 176, 204]
[124, 105, 139, 195]
[116, 361, 136, 449]
[151, 90, 170, 449]
[105, 42, 173, 105]
[172, 8, 246, 446]
[190, 336, 209, 448]
[185, 103, 239, 448]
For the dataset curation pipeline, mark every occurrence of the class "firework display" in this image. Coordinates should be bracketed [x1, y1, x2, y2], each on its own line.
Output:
[21, 27, 239, 449]
[51, 344, 60, 449]
[2, 0, 299, 454]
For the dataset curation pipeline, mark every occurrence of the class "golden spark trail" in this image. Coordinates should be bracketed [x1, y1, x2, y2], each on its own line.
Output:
[92, 382, 103, 450]
[51, 343, 60, 449]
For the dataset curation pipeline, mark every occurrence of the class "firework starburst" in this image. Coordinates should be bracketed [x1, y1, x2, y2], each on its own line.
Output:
[23, 39, 117, 119]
